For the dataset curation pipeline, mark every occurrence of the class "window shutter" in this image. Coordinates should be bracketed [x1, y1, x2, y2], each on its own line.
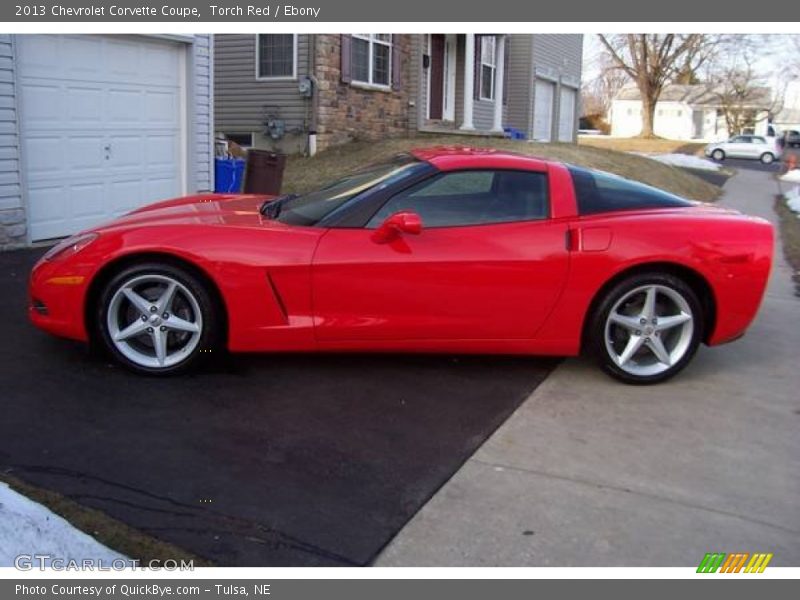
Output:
[341, 34, 352, 83]
[503, 39, 510, 105]
[391, 37, 402, 91]
[473, 35, 481, 101]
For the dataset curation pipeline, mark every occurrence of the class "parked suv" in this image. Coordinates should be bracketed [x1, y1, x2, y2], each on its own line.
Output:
[783, 130, 800, 148]
[705, 135, 781, 164]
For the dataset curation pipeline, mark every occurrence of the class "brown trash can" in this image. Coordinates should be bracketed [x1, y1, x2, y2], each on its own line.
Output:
[242, 150, 287, 195]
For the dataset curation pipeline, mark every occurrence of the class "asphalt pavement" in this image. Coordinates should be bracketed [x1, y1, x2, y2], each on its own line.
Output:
[0, 249, 555, 566]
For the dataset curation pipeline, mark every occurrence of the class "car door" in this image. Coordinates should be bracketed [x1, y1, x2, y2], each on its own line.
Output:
[726, 135, 750, 158]
[311, 169, 570, 342]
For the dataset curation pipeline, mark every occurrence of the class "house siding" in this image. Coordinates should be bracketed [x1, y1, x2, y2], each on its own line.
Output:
[505, 35, 533, 133]
[0, 35, 23, 248]
[192, 34, 214, 192]
[0, 34, 214, 248]
[214, 34, 311, 153]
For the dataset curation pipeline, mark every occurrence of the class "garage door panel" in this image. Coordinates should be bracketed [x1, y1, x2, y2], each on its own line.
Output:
[111, 135, 146, 168]
[27, 185, 68, 229]
[70, 183, 105, 219]
[534, 80, 554, 142]
[146, 177, 180, 203]
[558, 87, 576, 141]
[108, 89, 147, 124]
[23, 136, 64, 175]
[146, 91, 179, 123]
[21, 84, 62, 126]
[16, 36, 60, 78]
[68, 87, 105, 123]
[146, 134, 181, 165]
[19, 34, 185, 241]
[67, 137, 106, 172]
[109, 179, 143, 216]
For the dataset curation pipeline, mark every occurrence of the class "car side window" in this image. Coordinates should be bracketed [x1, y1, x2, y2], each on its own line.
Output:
[731, 136, 747, 143]
[366, 170, 549, 228]
[753, 136, 767, 144]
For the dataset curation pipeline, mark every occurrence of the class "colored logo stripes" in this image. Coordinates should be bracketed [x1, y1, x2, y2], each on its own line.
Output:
[697, 552, 773, 573]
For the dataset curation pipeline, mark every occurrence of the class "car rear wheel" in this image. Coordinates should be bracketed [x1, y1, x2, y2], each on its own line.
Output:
[711, 149, 725, 161]
[760, 152, 775, 164]
[97, 263, 219, 375]
[588, 273, 703, 384]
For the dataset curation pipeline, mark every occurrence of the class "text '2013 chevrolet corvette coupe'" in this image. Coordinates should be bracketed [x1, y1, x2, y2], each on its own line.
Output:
[29, 147, 773, 384]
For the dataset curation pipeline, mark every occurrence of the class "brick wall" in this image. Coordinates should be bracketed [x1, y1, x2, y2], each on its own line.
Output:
[314, 35, 412, 151]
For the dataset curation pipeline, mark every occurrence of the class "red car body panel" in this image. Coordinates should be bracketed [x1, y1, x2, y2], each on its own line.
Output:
[29, 148, 773, 360]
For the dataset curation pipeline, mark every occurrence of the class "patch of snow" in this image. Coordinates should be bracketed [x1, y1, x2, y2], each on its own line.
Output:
[0, 482, 125, 567]
[780, 169, 800, 184]
[643, 153, 723, 171]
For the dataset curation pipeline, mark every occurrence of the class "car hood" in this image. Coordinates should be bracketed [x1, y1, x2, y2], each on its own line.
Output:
[93, 193, 281, 231]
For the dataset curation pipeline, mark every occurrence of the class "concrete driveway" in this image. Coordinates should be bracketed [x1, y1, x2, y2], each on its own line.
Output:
[376, 168, 800, 566]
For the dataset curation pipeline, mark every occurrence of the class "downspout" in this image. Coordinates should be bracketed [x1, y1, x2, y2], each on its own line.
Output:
[307, 34, 319, 156]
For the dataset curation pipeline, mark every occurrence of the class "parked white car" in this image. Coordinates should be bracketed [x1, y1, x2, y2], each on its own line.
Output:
[704, 135, 781, 164]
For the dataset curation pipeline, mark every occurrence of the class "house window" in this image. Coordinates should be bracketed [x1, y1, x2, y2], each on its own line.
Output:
[352, 34, 392, 87]
[479, 36, 497, 100]
[256, 34, 297, 79]
[224, 133, 254, 148]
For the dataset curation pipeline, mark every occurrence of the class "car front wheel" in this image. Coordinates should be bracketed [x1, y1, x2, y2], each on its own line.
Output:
[711, 149, 725, 161]
[760, 152, 775, 164]
[97, 262, 219, 375]
[588, 273, 703, 384]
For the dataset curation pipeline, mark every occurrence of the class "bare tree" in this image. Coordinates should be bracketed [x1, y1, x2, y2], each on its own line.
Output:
[707, 44, 783, 137]
[598, 34, 718, 137]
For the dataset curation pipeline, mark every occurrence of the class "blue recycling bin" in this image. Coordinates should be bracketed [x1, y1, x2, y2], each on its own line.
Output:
[214, 158, 246, 193]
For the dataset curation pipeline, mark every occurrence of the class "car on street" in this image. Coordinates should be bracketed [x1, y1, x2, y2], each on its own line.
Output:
[705, 135, 781, 164]
[29, 147, 774, 384]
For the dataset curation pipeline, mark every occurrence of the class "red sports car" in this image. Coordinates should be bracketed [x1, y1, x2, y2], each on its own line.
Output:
[29, 147, 773, 384]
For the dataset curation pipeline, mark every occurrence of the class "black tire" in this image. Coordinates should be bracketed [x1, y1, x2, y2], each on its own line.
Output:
[587, 272, 704, 385]
[760, 152, 775, 165]
[95, 262, 221, 375]
[711, 149, 725, 161]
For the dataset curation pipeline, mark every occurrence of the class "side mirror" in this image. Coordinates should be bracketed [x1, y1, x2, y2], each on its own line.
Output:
[372, 211, 423, 243]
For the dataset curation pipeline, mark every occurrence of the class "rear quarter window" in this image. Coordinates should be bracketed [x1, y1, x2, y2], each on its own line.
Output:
[567, 166, 693, 216]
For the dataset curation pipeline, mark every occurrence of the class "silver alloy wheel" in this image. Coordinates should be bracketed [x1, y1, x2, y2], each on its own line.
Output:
[106, 274, 203, 369]
[603, 284, 694, 377]
[761, 153, 775, 164]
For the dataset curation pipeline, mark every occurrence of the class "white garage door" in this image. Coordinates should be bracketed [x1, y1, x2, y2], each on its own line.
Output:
[18, 35, 185, 241]
[533, 79, 555, 142]
[558, 87, 577, 141]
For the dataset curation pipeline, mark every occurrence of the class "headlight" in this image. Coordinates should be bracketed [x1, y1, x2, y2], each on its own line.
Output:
[42, 232, 99, 261]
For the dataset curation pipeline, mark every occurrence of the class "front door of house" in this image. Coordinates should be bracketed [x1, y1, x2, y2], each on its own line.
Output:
[429, 34, 445, 120]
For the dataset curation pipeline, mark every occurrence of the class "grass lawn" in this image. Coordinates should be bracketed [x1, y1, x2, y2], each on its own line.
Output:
[774, 195, 800, 295]
[0, 473, 213, 566]
[578, 136, 707, 156]
[281, 135, 721, 202]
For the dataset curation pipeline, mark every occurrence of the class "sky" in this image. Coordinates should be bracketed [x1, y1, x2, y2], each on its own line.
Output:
[582, 34, 800, 106]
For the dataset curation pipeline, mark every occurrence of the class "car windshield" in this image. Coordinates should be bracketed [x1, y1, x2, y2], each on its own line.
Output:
[267, 153, 424, 226]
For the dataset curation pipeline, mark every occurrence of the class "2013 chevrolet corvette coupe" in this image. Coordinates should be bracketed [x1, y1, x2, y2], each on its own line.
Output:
[29, 147, 773, 384]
